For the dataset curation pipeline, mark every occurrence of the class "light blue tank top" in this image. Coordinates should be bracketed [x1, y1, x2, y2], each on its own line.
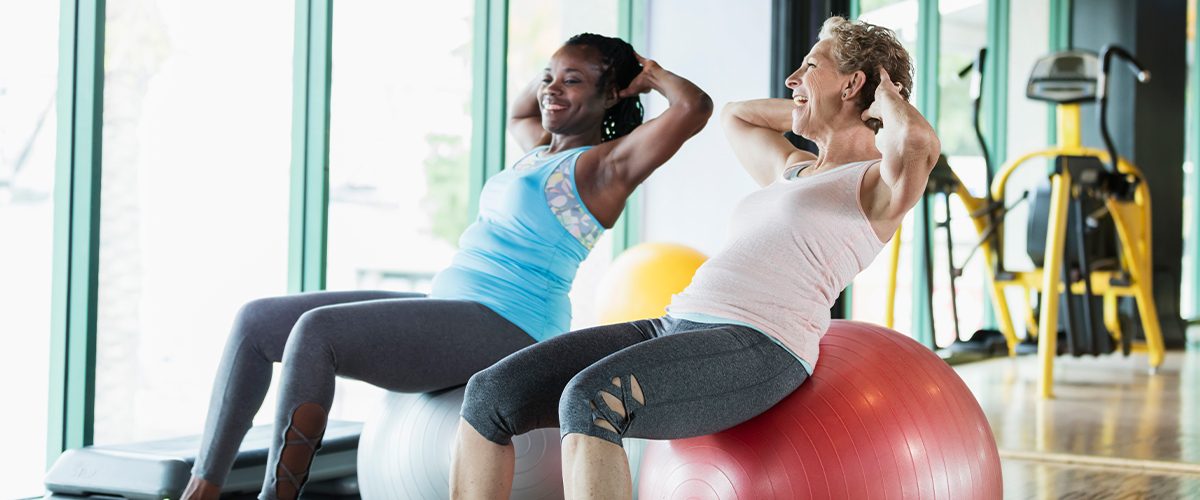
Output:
[430, 145, 604, 341]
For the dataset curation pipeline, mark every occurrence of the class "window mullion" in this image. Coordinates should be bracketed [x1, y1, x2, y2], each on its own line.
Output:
[48, 0, 105, 467]
[288, 0, 333, 293]
[468, 0, 509, 219]
[910, 0, 940, 347]
[612, 0, 648, 256]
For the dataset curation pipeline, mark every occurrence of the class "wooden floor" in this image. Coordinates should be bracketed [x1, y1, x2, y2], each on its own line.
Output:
[955, 346, 1200, 499]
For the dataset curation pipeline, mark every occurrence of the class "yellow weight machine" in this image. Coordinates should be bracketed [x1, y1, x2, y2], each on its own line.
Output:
[886, 46, 1164, 398]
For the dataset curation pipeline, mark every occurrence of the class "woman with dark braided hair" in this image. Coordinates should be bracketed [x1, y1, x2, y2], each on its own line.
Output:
[180, 32, 709, 500]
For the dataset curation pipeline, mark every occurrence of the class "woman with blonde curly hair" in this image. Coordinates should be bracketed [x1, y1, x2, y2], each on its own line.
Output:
[450, 17, 939, 499]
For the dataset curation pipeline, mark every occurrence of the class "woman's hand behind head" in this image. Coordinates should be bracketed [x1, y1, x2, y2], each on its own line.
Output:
[860, 66, 905, 132]
[617, 53, 656, 99]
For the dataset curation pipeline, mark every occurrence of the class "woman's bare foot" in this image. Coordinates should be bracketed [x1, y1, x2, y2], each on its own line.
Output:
[182, 475, 221, 500]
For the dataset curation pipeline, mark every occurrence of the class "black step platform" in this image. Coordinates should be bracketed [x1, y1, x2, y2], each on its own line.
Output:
[44, 420, 361, 499]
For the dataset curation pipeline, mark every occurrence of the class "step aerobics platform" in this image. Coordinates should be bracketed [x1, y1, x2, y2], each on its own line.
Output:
[44, 420, 361, 499]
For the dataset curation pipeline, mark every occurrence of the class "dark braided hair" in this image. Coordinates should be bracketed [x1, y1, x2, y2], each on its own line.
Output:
[564, 33, 645, 142]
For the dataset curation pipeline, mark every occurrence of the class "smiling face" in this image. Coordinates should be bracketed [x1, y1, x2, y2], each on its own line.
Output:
[539, 44, 616, 137]
[785, 39, 849, 137]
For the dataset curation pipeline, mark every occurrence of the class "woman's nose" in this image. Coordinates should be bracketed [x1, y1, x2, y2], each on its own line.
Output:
[785, 68, 803, 89]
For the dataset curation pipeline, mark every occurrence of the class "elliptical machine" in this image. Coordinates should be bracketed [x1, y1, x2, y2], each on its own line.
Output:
[886, 45, 1165, 398]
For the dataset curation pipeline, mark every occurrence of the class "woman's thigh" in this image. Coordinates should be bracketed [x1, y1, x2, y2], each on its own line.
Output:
[560, 322, 809, 442]
[233, 290, 424, 362]
[285, 298, 537, 393]
[460, 319, 658, 441]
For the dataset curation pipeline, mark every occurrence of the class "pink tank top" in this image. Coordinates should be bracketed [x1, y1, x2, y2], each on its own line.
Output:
[668, 160, 887, 368]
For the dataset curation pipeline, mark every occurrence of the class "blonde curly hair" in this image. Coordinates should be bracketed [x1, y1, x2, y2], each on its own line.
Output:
[818, 16, 914, 113]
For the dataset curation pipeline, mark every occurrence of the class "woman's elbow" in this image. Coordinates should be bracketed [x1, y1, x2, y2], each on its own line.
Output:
[925, 135, 942, 170]
[680, 92, 714, 135]
[697, 92, 715, 116]
[719, 100, 743, 126]
[901, 131, 940, 171]
[689, 92, 715, 122]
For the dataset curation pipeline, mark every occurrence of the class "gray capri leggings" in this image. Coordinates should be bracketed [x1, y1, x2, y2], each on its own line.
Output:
[461, 316, 809, 447]
[190, 290, 535, 497]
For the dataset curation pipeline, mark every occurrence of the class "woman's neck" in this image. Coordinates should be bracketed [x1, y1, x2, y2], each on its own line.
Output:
[809, 122, 881, 171]
[547, 131, 603, 154]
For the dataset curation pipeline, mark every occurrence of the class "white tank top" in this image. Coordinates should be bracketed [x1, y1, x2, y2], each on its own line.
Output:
[668, 160, 887, 368]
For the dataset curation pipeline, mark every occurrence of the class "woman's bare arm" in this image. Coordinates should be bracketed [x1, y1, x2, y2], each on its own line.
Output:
[722, 99, 816, 187]
[861, 67, 940, 217]
[508, 76, 551, 152]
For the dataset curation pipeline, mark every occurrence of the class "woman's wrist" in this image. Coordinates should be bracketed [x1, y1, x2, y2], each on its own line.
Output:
[640, 64, 672, 96]
[510, 78, 542, 120]
[733, 99, 793, 133]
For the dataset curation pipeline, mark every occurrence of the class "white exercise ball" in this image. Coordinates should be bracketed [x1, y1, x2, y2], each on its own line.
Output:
[357, 386, 560, 499]
[358, 386, 646, 499]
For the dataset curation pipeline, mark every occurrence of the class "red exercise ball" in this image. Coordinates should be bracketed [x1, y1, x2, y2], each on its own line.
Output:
[637, 320, 1002, 499]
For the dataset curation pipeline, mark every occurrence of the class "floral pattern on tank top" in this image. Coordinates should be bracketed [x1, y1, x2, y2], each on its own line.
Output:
[513, 148, 604, 250]
[546, 160, 603, 250]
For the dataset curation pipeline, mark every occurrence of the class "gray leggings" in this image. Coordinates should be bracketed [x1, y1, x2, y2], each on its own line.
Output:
[190, 290, 535, 497]
[461, 316, 809, 447]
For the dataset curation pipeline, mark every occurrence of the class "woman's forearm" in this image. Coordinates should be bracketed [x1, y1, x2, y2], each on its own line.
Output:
[640, 65, 711, 112]
[721, 99, 794, 134]
[875, 92, 938, 163]
[510, 77, 541, 121]
[872, 91, 940, 193]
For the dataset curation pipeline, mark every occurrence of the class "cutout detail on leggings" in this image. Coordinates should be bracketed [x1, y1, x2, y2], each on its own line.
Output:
[274, 402, 327, 500]
[589, 374, 645, 439]
[600, 391, 626, 417]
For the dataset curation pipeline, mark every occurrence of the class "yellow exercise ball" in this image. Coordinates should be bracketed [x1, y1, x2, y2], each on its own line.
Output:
[596, 242, 708, 324]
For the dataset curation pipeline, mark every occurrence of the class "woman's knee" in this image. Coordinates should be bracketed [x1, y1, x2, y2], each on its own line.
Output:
[227, 296, 297, 358]
[232, 295, 294, 328]
[460, 366, 533, 445]
[280, 307, 342, 363]
[559, 368, 645, 445]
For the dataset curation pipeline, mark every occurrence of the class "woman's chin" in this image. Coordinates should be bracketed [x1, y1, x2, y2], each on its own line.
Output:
[541, 118, 565, 134]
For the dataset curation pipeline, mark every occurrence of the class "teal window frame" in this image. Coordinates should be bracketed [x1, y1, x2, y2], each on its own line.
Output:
[289, 0, 334, 293]
[611, 0, 648, 256]
[1187, 0, 1200, 320]
[909, 0, 940, 346]
[469, 0, 509, 220]
[979, 0, 1009, 329]
[985, 0, 1009, 183]
[47, 0, 105, 467]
